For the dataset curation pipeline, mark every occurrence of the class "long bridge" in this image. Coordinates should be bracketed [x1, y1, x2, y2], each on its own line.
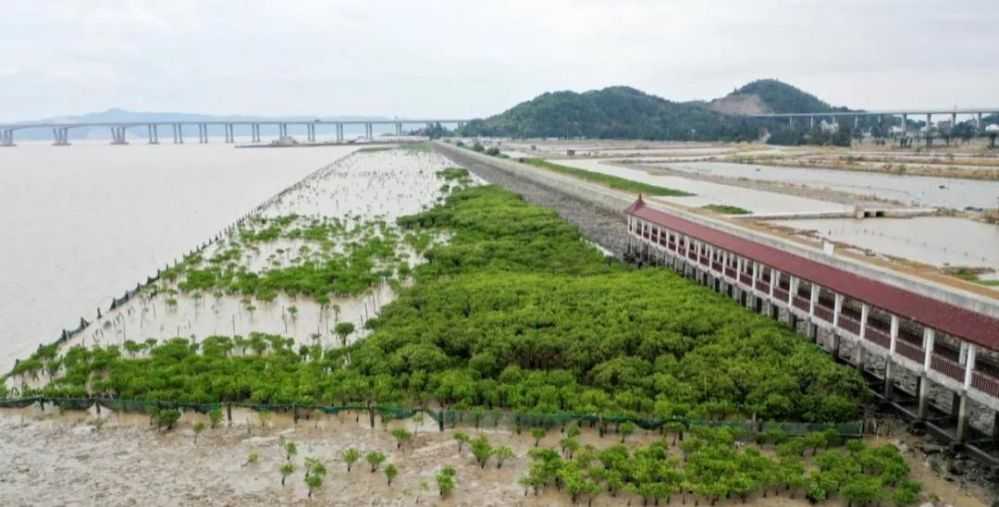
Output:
[748, 108, 999, 132]
[0, 118, 471, 146]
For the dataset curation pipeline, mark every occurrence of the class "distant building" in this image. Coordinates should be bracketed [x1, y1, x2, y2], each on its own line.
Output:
[818, 120, 839, 133]
[271, 136, 299, 146]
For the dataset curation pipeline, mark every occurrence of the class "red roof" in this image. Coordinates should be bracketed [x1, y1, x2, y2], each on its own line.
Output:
[626, 200, 999, 350]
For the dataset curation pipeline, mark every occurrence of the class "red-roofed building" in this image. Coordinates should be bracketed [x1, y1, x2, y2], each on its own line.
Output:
[625, 197, 999, 447]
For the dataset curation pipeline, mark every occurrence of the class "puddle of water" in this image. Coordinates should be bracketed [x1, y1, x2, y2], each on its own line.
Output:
[774, 216, 999, 269]
[666, 161, 999, 210]
[553, 158, 851, 214]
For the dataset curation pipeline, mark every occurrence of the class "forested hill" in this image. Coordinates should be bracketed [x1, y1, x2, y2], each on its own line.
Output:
[708, 79, 839, 115]
[458, 80, 848, 141]
[458, 86, 757, 141]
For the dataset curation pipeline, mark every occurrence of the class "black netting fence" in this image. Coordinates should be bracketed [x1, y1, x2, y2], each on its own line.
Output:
[0, 396, 863, 438]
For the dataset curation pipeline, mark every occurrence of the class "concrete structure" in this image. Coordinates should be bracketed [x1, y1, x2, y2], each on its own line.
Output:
[0, 118, 471, 147]
[625, 196, 999, 459]
[750, 108, 999, 136]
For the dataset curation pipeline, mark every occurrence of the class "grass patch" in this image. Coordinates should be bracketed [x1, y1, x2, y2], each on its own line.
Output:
[399, 142, 432, 153]
[701, 204, 751, 215]
[523, 158, 694, 197]
[436, 167, 470, 181]
[951, 269, 999, 287]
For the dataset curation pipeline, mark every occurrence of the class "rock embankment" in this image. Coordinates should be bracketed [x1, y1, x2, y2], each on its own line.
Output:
[435, 144, 632, 256]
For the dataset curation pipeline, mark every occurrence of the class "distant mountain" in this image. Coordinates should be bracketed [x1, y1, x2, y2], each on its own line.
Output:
[458, 86, 758, 141]
[458, 80, 849, 142]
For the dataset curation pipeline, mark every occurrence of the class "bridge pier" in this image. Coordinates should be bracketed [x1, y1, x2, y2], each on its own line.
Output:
[197, 123, 208, 144]
[1, 129, 13, 147]
[173, 124, 185, 144]
[925, 113, 933, 147]
[279, 123, 288, 138]
[223, 124, 234, 144]
[110, 126, 128, 145]
[251, 124, 261, 143]
[148, 124, 159, 144]
[52, 127, 70, 146]
[809, 116, 815, 129]
[365, 122, 373, 140]
[307, 124, 316, 143]
[395, 122, 403, 136]
[336, 123, 344, 142]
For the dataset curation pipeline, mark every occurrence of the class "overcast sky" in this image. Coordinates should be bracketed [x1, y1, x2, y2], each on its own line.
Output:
[3, 0, 998, 122]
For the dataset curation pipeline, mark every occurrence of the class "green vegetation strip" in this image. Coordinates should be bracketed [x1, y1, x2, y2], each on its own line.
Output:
[701, 204, 751, 215]
[10, 184, 864, 427]
[523, 158, 693, 197]
[950, 268, 999, 287]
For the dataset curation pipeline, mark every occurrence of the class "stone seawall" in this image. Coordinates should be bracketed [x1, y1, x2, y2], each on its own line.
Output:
[434, 143, 635, 256]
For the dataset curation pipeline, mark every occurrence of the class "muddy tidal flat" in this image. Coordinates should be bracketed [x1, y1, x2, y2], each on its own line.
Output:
[0, 411, 987, 507]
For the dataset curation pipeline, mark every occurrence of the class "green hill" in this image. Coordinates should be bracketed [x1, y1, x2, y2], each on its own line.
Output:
[458, 80, 846, 141]
[459, 86, 758, 141]
[719, 79, 835, 114]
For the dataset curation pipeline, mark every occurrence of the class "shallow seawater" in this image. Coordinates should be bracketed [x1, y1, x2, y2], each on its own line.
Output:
[34, 148, 457, 371]
[0, 142, 360, 371]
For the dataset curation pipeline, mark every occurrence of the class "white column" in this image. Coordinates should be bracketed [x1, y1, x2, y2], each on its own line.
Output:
[789, 277, 799, 305]
[860, 304, 869, 340]
[889, 315, 898, 354]
[809, 284, 818, 317]
[922, 328, 935, 371]
[964, 345, 977, 389]
[770, 270, 777, 299]
[833, 294, 843, 326]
